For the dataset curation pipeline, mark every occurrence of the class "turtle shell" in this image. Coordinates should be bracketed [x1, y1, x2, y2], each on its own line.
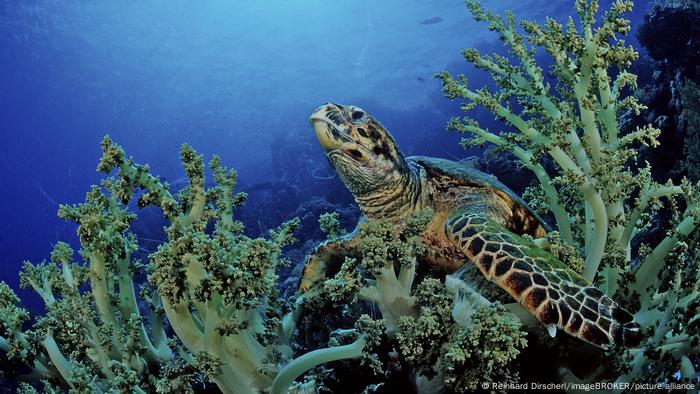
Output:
[408, 155, 549, 232]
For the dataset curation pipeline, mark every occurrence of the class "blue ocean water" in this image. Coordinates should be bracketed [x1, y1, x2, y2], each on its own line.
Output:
[0, 0, 652, 312]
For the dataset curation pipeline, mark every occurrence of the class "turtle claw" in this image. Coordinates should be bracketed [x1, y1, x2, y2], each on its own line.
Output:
[547, 325, 557, 338]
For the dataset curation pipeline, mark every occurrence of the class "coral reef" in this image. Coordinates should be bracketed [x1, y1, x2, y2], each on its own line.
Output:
[637, 0, 700, 75]
[0, 137, 381, 393]
[438, 0, 700, 388]
[294, 209, 528, 393]
[1, 1, 699, 393]
[681, 78, 700, 181]
[632, 0, 700, 181]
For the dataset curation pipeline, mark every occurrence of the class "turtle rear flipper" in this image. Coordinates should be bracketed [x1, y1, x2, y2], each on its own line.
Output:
[445, 208, 642, 348]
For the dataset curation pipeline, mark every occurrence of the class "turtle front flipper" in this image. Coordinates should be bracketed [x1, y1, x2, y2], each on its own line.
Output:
[445, 208, 642, 348]
[298, 234, 361, 292]
[298, 253, 329, 292]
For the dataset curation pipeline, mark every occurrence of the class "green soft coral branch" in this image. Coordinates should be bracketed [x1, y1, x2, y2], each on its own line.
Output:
[612, 352, 646, 389]
[199, 309, 262, 394]
[574, 23, 604, 163]
[161, 298, 204, 351]
[209, 155, 245, 228]
[178, 145, 207, 223]
[632, 206, 699, 305]
[2, 335, 54, 381]
[439, 73, 552, 147]
[59, 267, 76, 291]
[146, 293, 170, 356]
[280, 293, 313, 345]
[576, 2, 636, 262]
[593, 67, 620, 145]
[680, 356, 696, 382]
[160, 275, 271, 392]
[86, 251, 126, 358]
[483, 91, 552, 147]
[444, 2, 643, 281]
[181, 188, 206, 228]
[87, 252, 116, 327]
[568, 57, 611, 276]
[5, 137, 405, 392]
[581, 182, 609, 280]
[614, 319, 698, 391]
[612, 124, 660, 151]
[521, 19, 576, 83]
[466, 49, 564, 119]
[353, 214, 432, 336]
[440, 72, 613, 262]
[444, 269, 491, 326]
[32, 279, 56, 306]
[122, 319, 147, 373]
[224, 333, 270, 387]
[215, 180, 236, 228]
[42, 334, 102, 392]
[358, 286, 381, 304]
[270, 336, 367, 394]
[617, 184, 683, 250]
[179, 177, 206, 228]
[589, 63, 630, 260]
[115, 254, 172, 365]
[476, 8, 567, 122]
[98, 140, 179, 218]
[57, 192, 158, 368]
[182, 253, 209, 320]
[101, 138, 356, 392]
[41, 340, 73, 388]
[79, 310, 120, 379]
[358, 264, 417, 336]
[450, 119, 574, 244]
[646, 277, 679, 346]
[222, 312, 270, 379]
[397, 257, 417, 291]
[464, 2, 602, 177]
[214, 361, 256, 394]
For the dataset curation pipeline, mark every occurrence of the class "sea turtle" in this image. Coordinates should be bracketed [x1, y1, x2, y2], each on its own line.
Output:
[301, 103, 642, 348]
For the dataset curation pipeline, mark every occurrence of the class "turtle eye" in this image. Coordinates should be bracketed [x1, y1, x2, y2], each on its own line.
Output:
[351, 110, 364, 121]
[348, 149, 364, 160]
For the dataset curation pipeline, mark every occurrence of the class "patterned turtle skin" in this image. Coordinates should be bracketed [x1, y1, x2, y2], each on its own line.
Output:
[303, 103, 642, 348]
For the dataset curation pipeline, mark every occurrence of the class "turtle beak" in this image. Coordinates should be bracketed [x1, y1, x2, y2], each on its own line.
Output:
[309, 103, 347, 153]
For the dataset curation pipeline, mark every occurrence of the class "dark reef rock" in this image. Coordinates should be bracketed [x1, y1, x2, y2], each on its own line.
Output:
[466, 153, 535, 195]
[637, 1, 700, 75]
[631, 0, 700, 182]
[625, 60, 688, 180]
[680, 79, 700, 180]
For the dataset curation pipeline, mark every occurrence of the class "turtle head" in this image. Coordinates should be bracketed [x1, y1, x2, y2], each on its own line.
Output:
[309, 103, 409, 197]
